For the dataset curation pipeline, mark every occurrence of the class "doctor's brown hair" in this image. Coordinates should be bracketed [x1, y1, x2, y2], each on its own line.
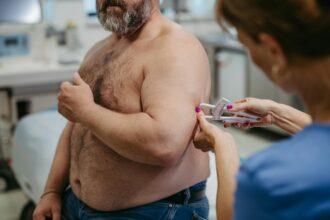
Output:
[216, 0, 330, 60]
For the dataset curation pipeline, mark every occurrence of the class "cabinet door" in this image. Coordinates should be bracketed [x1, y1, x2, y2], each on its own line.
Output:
[247, 58, 305, 111]
[217, 51, 247, 102]
[248, 60, 279, 101]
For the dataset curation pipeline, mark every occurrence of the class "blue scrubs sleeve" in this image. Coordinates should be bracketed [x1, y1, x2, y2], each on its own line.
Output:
[234, 166, 278, 220]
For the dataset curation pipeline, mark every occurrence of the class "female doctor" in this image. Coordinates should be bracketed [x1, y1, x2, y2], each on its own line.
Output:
[194, 0, 330, 219]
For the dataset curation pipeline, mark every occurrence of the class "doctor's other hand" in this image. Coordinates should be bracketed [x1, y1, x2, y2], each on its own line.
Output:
[225, 98, 276, 129]
[193, 107, 231, 152]
[33, 193, 61, 220]
[58, 73, 94, 123]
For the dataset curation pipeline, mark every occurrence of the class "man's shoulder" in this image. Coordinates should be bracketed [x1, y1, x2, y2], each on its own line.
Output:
[151, 21, 205, 56]
[83, 36, 111, 60]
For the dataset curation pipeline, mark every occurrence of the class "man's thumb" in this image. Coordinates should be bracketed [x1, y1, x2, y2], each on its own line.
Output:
[73, 73, 85, 86]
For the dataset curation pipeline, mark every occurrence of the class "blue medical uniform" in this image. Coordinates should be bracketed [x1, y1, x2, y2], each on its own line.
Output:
[234, 124, 330, 220]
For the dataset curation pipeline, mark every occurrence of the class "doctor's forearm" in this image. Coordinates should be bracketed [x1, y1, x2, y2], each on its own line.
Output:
[214, 136, 240, 220]
[81, 104, 179, 166]
[270, 102, 312, 135]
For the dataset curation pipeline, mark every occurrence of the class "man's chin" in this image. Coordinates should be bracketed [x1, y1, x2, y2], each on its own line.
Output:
[103, 23, 145, 37]
[111, 28, 139, 37]
[99, 15, 150, 36]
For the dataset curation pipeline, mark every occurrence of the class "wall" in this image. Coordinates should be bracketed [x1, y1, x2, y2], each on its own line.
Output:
[50, 0, 108, 52]
[48, 0, 221, 52]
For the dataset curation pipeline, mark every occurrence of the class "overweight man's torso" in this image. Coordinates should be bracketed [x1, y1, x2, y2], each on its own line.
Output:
[69, 22, 210, 212]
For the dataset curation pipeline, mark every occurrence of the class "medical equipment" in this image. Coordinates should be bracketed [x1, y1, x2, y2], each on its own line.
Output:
[0, 0, 42, 24]
[200, 98, 261, 124]
[0, 91, 20, 193]
[0, 34, 29, 58]
[186, 0, 215, 17]
[12, 110, 66, 218]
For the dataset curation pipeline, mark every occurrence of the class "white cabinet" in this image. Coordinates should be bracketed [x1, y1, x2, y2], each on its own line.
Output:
[216, 51, 248, 101]
[247, 58, 304, 110]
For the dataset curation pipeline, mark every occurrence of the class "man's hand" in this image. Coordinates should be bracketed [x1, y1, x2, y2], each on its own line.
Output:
[33, 193, 61, 220]
[58, 73, 95, 123]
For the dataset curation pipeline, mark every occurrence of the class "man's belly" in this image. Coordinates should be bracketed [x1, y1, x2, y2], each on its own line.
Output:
[70, 124, 210, 211]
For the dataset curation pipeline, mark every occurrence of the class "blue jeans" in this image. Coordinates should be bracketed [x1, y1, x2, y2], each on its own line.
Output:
[61, 182, 209, 220]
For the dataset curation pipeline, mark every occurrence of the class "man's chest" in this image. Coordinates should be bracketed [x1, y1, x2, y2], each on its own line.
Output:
[78, 48, 144, 113]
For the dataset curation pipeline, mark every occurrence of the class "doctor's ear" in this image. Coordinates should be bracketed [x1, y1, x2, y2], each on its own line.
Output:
[258, 33, 288, 72]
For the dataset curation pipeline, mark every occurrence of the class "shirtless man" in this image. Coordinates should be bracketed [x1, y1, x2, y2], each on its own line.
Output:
[33, 0, 211, 219]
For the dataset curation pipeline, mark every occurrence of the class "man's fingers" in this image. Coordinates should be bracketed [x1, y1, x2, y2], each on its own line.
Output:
[73, 72, 86, 86]
[52, 209, 61, 220]
[58, 103, 74, 121]
[60, 81, 73, 91]
[59, 105, 72, 115]
[33, 213, 46, 220]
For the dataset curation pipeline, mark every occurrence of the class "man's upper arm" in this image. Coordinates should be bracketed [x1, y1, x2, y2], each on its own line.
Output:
[57, 122, 73, 150]
[141, 35, 210, 152]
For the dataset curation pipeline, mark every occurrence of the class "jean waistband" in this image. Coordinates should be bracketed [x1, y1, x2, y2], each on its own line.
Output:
[189, 181, 207, 192]
[160, 181, 207, 205]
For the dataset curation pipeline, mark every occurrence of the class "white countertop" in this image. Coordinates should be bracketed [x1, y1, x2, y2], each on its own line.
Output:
[0, 58, 80, 88]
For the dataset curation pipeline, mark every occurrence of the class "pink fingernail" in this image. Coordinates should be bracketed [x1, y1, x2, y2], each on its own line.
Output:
[195, 107, 202, 113]
[226, 104, 233, 110]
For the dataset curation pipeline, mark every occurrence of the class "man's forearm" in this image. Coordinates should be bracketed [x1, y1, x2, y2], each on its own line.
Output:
[81, 104, 178, 166]
[270, 102, 312, 135]
[214, 135, 240, 220]
[43, 123, 72, 195]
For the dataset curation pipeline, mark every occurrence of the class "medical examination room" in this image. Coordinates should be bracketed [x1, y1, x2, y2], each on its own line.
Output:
[0, 0, 329, 219]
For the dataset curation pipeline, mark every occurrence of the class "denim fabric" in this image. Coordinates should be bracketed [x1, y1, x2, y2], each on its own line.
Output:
[62, 182, 209, 220]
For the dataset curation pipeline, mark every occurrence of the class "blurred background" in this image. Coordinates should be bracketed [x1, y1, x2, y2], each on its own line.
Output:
[0, 0, 300, 219]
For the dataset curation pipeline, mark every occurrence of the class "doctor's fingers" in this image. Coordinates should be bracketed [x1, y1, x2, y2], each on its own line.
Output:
[193, 131, 214, 150]
[196, 111, 213, 132]
[229, 98, 266, 114]
[248, 116, 274, 127]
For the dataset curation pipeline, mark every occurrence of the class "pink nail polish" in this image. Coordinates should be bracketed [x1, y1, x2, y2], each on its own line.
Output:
[195, 107, 202, 113]
[226, 104, 233, 110]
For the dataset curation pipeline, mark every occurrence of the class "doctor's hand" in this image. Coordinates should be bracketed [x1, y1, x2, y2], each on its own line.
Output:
[58, 73, 95, 123]
[193, 108, 232, 152]
[224, 98, 276, 129]
[33, 193, 61, 220]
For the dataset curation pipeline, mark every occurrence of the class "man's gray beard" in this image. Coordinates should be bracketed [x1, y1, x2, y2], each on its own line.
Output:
[98, 2, 152, 36]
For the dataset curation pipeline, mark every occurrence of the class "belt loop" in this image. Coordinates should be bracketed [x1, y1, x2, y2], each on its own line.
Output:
[183, 188, 191, 205]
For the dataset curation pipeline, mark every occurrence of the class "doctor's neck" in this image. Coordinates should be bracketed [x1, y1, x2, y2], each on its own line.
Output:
[291, 56, 330, 124]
